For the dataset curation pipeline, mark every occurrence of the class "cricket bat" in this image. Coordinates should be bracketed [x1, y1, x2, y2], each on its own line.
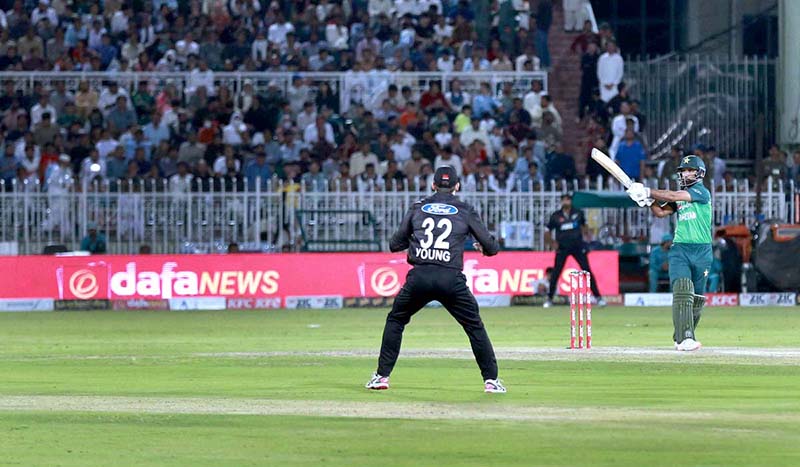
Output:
[590, 148, 633, 189]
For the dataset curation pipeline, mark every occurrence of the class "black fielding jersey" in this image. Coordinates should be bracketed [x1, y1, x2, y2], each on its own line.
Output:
[546, 208, 586, 248]
[390, 192, 500, 269]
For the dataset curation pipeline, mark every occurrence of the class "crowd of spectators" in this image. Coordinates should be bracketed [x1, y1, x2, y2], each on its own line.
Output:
[0, 0, 593, 195]
[0, 0, 559, 75]
[571, 20, 651, 185]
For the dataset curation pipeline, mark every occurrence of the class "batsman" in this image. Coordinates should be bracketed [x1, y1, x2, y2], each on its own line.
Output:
[627, 155, 711, 351]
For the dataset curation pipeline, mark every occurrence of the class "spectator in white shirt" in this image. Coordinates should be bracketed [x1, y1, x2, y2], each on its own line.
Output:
[368, 0, 393, 17]
[315, 0, 334, 22]
[268, 12, 295, 45]
[597, 41, 624, 102]
[88, 19, 106, 50]
[325, 16, 349, 51]
[390, 130, 415, 164]
[31, 0, 57, 26]
[395, 0, 421, 17]
[252, 30, 268, 62]
[460, 118, 493, 160]
[463, 48, 491, 71]
[356, 163, 383, 192]
[349, 141, 379, 176]
[479, 114, 497, 133]
[304, 115, 335, 146]
[523, 80, 545, 117]
[516, 45, 541, 71]
[491, 51, 514, 71]
[95, 130, 120, 159]
[98, 82, 130, 115]
[110, 5, 132, 35]
[296, 102, 317, 132]
[80, 149, 107, 183]
[169, 161, 193, 194]
[433, 15, 453, 41]
[187, 60, 215, 97]
[446, 79, 471, 111]
[213, 146, 241, 175]
[434, 122, 453, 148]
[609, 102, 639, 156]
[138, 15, 156, 47]
[563, 0, 586, 31]
[223, 113, 248, 146]
[287, 76, 310, 116]
[531, 95, 562, 129]
[436, 49, 455, 72]
[121, 34, 144, 64]
[175, 32, 199, 65]
[434, 151, 463, 176]
[30, 95, 57, 125]
[399, 19, 416, 47]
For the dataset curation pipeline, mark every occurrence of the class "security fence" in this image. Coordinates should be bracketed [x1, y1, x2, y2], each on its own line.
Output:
[0, 176, 793, 255]
[625, 54, 775, 160]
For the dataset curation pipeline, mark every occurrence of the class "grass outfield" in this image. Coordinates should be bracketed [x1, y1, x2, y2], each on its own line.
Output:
[0, 306, 799, 467]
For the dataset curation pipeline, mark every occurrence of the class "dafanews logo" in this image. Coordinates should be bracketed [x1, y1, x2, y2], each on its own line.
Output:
[61, 262, 281, 299]
[370, 267, 401, 297]
[109, 262, 280, 298]
[421, 203, 458, 215]
[462, 259, 547, 294]
[69, 269, 100, 299]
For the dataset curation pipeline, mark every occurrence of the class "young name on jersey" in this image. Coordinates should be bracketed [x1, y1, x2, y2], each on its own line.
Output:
[416, 203, 458, 262]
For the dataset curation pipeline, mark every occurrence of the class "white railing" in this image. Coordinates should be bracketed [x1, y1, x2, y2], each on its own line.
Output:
[0, 176, 792, 255]
[0, 70, 548, 115]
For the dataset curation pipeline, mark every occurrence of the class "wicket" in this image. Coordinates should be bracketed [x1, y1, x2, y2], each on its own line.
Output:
[569, 270, 592, 349]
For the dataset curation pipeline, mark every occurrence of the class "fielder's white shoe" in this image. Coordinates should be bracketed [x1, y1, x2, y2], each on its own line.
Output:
[365, 373, 389, 390]
[676, 338, 702, 351]
[543, 300, 553, 308]
[596, 298, 607, 307]
[674, 341, 679, 350]
[484, 378, 507, 393]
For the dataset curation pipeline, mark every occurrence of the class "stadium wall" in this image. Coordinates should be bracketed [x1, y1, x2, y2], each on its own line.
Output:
[0, 252, 619, 307]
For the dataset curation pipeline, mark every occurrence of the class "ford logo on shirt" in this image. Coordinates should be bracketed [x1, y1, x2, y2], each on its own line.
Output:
[421, 203, 459, 215]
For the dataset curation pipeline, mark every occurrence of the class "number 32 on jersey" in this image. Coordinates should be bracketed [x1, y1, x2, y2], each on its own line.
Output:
[417, 217, 452, 262]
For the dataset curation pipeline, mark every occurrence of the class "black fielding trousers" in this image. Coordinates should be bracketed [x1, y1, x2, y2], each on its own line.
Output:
[377, 264, 498, 380]
[547, 245, 602, 299]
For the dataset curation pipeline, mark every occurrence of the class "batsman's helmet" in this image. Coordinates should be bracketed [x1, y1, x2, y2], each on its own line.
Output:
[676, 155, 705, 188]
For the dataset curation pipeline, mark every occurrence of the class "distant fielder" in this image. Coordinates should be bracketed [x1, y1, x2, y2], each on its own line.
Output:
[627, 155, 711, 351]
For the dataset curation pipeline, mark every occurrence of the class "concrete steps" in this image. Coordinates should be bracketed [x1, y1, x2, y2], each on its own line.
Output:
[545, 0, 588, 173]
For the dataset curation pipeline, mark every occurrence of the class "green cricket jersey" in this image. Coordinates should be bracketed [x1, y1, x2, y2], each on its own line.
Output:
[672, 183, 712, 244]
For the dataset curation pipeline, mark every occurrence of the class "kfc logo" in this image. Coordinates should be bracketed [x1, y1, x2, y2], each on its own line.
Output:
[69, 269, 100, 299]
[706, 293, 738, 307]
[371, 267, 401, 297]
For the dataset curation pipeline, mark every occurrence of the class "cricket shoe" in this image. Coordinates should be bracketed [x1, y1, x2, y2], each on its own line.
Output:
[676, 338, 702, 351]
[592, 296, 607, 307]
[543, 300, 553, 308]
[484, 379, 507, 394]
[365, 373, 389, 390]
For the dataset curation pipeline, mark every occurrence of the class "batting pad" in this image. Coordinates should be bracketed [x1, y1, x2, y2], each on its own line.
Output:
[672, 278, 695, 343]
[692, 294, 706, 328]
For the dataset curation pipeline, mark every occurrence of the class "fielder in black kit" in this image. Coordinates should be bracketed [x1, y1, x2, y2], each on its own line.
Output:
[544, 193, 605, 308]
[366, 166, 507, 393]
